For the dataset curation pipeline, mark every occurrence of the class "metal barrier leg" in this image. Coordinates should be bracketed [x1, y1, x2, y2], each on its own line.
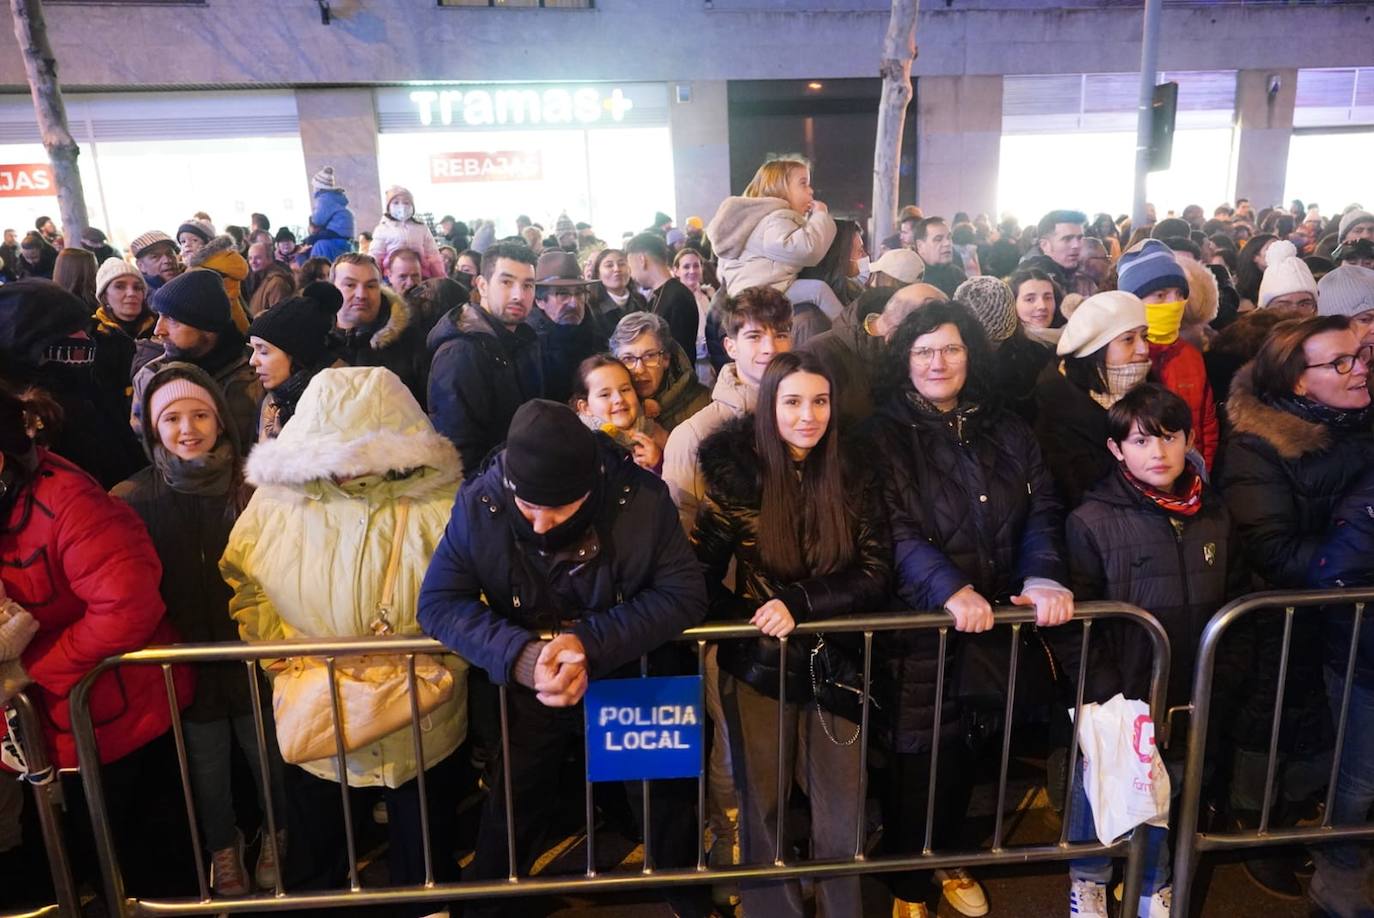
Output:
[991, 624, 1021, 853]
[7, 694, 80, 917]
[163, 665, 210, 902]
[852, 632, 873, 860]
[324, 657, 361, 892]
[246, 663, 286, 898]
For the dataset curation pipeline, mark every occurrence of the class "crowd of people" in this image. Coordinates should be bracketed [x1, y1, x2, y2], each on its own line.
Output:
[3, 156, 1374, 918]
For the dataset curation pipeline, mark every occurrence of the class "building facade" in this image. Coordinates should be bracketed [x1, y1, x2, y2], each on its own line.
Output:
[0, 0, 1370, 245]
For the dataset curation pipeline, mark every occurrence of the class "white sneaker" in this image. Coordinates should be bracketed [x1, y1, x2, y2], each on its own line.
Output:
[934, 867, 989, 916]
[210, 832, 249, 897]
[1069, 878, 1109, 917]
[1143, 886, 1171, 918]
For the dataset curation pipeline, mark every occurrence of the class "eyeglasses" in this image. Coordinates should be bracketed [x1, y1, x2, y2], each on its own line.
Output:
[618, 350, 667, 369]
[1306, 344, 1374, 375]
[909, 343, 968, 368]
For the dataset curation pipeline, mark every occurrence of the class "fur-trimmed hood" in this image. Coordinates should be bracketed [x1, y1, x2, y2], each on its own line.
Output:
[1182, 257, 1218, 327]
[359, 286, 410, 351]
[698, 414, 762, 506]
[1225, 361, 1329, 460]
[245, 365, 460, 497]
[706, 196, 789, 260]
[1210, 304, 1309, 364]
[187, 234, 248, 280]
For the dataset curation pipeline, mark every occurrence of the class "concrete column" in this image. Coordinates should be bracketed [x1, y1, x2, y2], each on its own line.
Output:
[1233, 68, 1297, 209]
[668, 80, 731, 227]
[294, 88, 383, 235]
[915, 75, 1002, 220]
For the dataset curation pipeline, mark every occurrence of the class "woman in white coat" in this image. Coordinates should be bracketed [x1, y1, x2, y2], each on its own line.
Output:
[221, 365, 466, 912]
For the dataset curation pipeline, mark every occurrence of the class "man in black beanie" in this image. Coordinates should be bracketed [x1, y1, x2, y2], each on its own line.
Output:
[130, 269, 262, 448]
[418, 399, 712, 918]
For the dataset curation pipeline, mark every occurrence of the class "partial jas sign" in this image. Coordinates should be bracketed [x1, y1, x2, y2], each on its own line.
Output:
[429, 151, 542, 184]
[584, 675, 703, 783]
[0, 163, 53, 198]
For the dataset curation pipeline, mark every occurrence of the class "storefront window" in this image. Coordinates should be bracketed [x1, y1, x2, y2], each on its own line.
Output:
[997, 127, 1235, 224]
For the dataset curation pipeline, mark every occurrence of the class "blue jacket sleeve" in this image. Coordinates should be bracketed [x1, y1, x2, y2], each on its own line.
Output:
[1310, 474, 1374, 589]
[570, 485, 708, 678]
[1014, 428, 1068, 587]
[418, 499, 536, 685]
[884, 476, 969, 611]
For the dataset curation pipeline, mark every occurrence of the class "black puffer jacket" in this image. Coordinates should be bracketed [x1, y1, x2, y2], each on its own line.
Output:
[1033, 360, 1113, 509]
[1061, 468, 1242, 712]
[693, 416, 892, 705]
[1214, 362, 1374, 752]
[868, 389, 1066, 754]
[527, 307, 605, 405]
[995, 331, 1056, 425]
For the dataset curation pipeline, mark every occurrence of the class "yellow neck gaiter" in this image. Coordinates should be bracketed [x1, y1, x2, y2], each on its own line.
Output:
[1145, 300, 1187, 345]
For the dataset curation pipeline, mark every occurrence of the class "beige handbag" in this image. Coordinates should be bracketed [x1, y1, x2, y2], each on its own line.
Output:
[271, 501, 455, 765]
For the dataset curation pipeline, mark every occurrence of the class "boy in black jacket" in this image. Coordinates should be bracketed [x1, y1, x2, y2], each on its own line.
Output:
[1062, 383, 1242, 918]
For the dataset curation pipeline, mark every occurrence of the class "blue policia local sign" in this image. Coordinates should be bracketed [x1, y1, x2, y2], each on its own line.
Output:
[584, 675, 703, 783]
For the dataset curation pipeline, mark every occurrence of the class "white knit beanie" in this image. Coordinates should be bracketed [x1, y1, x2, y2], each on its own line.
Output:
[95, 257, 144, 301]
[1258, 240, 1317, 308]
[1317, 264, 1374, 319]
[1339, 209, 1374, 242]
[1056, 290, 1148, 357]
[311, 165, 339, 193]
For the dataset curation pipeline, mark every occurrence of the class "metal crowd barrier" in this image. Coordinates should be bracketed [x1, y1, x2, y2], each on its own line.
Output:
[1173, 587, 1374, 916]
[66, 602, 1168, 916]
[1, 692, 80, 918]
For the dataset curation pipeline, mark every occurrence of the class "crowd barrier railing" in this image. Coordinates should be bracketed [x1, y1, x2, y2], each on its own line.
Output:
[1173, 587, 1374, 916]
[66, 602, 1168, 916]
[1, 691, 80, 918]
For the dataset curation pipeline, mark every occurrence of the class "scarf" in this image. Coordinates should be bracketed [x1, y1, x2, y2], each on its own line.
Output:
[1145, 300, 1187, 346]
[905, 388, 981, 440]
[1119, 464, 1203, 517]
[1269, 393, 1373, 432]
[505, 470, 605, 554]
[1090, 362, 1151, 410]
[153, 439, 237, 497]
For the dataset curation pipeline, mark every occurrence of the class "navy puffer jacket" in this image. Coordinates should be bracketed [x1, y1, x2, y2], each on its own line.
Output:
[868, 389, 1066, 754]
[1308, 468, 1374, 689]
[418, 437, 706, 684]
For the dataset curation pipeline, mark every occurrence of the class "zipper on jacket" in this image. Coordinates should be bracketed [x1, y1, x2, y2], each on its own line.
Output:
[1170, 516, 1191, 610]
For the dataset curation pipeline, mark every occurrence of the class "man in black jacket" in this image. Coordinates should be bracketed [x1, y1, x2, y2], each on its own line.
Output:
[526, 250, 601, 404]
[330, 252, 429, 404]
[426, 243, 542, 475]
[627, 232, 700, 363]
[418, 400, 711, 918]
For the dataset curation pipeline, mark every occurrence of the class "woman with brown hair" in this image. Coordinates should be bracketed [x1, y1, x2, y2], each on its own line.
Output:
[51, 247, 100, 312]
[693, 349, 890, 918]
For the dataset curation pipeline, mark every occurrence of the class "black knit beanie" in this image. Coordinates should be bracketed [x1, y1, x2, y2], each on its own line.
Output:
[150, 269, 233, 333]
[505, 399, 598, 507]
[247, 282, 341, 366]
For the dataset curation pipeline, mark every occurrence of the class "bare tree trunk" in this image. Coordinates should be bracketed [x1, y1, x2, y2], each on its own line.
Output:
[10, 0, 87, 245]
[871, 0, 920, 249]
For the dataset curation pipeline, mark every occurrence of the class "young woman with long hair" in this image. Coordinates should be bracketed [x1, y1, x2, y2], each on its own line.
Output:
[693, 350, 891, 918]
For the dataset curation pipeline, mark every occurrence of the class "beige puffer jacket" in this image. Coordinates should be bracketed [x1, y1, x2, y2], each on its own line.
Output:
[706, 195, 836, 295]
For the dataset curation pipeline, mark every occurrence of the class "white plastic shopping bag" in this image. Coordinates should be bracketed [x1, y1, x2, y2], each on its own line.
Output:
[1071, 693, 1170, 846]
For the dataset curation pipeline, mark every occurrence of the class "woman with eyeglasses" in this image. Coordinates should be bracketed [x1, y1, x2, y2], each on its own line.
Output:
[608, 310, 711, 432]
[868, 301, 1073, 918]
[1215, 315, 1374, 900]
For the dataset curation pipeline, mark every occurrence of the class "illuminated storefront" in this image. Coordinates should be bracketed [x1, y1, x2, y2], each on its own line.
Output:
[0, 91, 308, 250]
[374, 82, 675, 241]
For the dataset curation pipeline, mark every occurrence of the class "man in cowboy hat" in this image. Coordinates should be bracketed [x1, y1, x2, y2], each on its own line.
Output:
[527, 250, 600, 403]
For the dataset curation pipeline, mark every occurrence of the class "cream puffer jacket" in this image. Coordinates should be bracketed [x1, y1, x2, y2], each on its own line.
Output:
[221, 366, 467, 788]
[706, 195, 836, 295]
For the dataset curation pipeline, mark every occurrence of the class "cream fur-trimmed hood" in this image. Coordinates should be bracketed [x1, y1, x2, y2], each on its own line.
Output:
[246, 365, 460, 496]
[369, 286, 410, 351]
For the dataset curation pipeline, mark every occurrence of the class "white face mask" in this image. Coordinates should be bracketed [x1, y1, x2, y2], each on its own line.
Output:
[389, 203, 414, 222]
[855, 256, 871, 284]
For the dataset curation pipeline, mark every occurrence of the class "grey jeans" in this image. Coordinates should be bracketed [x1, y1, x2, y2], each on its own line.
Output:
[719, 672, 863, 918]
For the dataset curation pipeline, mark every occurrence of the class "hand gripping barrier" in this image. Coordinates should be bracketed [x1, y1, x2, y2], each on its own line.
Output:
[66, 602, 1168, 916]
[0, 692, 80, 918]
[1173, 587, 1374, 916]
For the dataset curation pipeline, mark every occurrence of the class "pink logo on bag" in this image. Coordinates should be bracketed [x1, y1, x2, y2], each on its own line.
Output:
[1133, 715, 1156, 763]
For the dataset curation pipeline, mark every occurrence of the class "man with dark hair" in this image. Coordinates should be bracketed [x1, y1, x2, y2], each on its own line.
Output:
[249, 213, 270, 234]
[427, 242, 543, 474]
[527, 251, 600, 404]
[34, 216, 57, 246]
[1022, 209, 1096, 297]
[385, 247, 423, 297]
[329, 252, 428, 401]
[912, 216, 953, 267]
[418, 399, 711, 918]
[625, 231, 701, 363]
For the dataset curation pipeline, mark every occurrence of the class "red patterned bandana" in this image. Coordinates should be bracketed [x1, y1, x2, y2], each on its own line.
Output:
[1120, 465, 1203, 517]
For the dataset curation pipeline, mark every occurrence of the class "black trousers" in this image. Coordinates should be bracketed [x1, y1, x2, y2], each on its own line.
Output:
[466, 684, 712, 918]
[880, 743, 976, 902]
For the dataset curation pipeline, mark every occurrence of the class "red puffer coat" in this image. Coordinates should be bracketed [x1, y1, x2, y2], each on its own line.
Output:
[0, 450, 191, 768]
